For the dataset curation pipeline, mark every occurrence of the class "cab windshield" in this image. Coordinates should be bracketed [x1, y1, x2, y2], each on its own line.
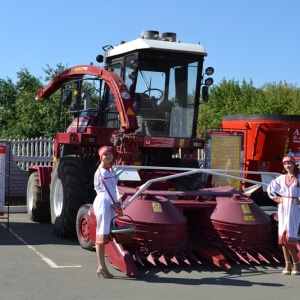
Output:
[123, 51, 203, 138]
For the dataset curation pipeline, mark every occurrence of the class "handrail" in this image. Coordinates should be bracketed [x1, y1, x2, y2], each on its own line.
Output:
[112, 165, 280, 209]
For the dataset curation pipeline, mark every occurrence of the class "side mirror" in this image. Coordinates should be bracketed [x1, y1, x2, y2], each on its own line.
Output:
[61, 89, 72, 106]
[202, 85, 209, 102]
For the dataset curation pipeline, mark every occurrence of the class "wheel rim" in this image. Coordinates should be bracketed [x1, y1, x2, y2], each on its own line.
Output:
[27, 184, 33, 211]
[79, 215, 90, 243]
[53, 179, 63, 217]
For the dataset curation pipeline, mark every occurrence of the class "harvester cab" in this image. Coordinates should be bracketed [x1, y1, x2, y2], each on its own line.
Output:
[97, 30, 214, 168]
[99, 30, 214, 140]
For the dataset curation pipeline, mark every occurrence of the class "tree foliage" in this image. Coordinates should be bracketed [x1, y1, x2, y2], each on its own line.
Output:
[0, 66, 66, 139]
[42, 63, 68, 83]
[0, 78, 18, 136]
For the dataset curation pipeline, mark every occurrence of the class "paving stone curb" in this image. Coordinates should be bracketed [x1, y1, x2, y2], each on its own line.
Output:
[3, 206, 27, 213]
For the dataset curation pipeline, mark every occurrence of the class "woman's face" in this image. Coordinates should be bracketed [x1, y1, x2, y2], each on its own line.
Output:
[283, 161, 295, 172]
[101, 152, 113, 163]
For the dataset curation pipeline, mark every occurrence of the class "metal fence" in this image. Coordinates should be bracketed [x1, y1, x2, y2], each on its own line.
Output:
[0, 137, 54, 198]
[10, 137, 53, 171]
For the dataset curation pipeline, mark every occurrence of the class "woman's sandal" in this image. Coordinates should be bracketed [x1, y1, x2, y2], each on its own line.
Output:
[291, 262, 300, 275]
[282, 261, 291, 275]
[97, 269, 114, 279]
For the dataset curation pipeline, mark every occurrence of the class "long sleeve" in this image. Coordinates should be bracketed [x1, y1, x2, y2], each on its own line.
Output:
[267, 176, 282, 200]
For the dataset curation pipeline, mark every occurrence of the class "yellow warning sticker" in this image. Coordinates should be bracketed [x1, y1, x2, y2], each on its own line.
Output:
[241, 204, 251, 214]
[126, 107, 135, 116]
[152, 202, 162, 212]
[244, 215, 255, 221]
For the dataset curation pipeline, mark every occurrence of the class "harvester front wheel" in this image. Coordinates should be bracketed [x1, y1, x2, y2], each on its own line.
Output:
[50, 157, 89, 238]
[26, 172, 50, 222]
[76, 204, 94, 250]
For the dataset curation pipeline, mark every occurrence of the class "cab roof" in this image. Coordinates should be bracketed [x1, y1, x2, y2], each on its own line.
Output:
[104, 38, 207, 62]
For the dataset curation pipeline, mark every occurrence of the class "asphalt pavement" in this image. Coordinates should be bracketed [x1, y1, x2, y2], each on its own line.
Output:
[0, 212, 299, 300]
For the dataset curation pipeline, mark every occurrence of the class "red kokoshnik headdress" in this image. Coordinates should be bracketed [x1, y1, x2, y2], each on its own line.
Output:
[282, 155, 299, 173]
[282, 155, 299, 186]
[282, 155, 297, 165]
[98, 146, 113, 160]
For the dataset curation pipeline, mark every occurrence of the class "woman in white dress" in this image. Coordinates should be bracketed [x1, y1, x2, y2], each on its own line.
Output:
[267, 155, 300, 275]
[93, 146, 123, 278]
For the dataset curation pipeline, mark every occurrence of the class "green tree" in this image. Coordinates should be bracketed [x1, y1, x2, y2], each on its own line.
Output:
[42, 63, 68, 82]
[0, 67, 62, 139]
[0, 78, 18, 137]
[256, 82, 300, 114]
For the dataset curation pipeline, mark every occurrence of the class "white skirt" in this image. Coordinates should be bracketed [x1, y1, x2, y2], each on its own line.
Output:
[93, 193, 115, 244]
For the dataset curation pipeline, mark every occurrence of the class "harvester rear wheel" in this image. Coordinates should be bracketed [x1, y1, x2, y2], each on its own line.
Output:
[76, 204, 94, 250]
[26, 172, 50, 222]
[50, 156, 91, 238]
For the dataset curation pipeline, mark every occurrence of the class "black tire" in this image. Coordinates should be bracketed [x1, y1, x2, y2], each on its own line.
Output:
[26, 172, 50, 222]
[76, 204, 95, 250]
[50, 156, 96, 238]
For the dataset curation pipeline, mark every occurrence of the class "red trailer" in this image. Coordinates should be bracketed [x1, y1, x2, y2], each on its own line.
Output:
[221, 114, 300, 201]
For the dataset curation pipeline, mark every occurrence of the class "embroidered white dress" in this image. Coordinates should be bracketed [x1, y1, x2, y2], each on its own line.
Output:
[93, 167, 118, 244]
[267, 174, 300, 247]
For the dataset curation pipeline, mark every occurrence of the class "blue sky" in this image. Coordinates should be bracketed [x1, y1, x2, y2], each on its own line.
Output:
[1, 0, 299, 88]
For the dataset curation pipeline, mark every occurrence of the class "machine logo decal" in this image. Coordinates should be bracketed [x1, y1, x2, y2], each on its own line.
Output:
[293, 129, 300, 143]
[74, 66, 88, 72]
[121, 92, 130, 99]
[144, 137, 174, 147]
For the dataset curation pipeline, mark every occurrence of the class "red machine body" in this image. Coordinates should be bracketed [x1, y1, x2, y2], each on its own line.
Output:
[27, 31, 282, 277]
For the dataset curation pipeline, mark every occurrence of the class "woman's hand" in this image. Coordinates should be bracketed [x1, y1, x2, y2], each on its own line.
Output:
[274, 196, 282, 203]
[292, 198, 300, 205]
[112, 202, 122, 212]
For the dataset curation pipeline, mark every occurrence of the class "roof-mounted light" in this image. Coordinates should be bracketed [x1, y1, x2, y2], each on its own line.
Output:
[205, 67, 214, 76]
[204, 77, 214, 86]
[141, 30, 160, 40]
[161, 32, 177, 42]
[96, 55, 103, 63]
